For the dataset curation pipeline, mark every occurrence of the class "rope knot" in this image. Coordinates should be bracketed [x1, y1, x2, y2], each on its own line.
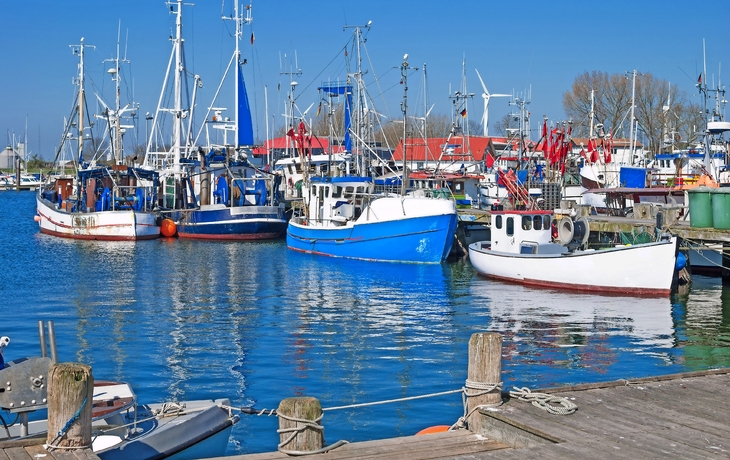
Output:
[509, 386, 577, 415]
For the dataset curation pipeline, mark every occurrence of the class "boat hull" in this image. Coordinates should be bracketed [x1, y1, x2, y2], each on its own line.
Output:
[175, 205, 287, 240]
[468, 236, 679, 296]
[287, 198, 458, 263]
[36, 197, 159, 241]
[96, 400, 237, 460]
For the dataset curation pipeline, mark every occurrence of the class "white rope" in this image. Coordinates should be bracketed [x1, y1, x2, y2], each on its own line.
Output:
[509, 386, 577, 415]
[322, 388, 463, 411]
[452, 379, 504, 431]
[276, 412, 349, 456]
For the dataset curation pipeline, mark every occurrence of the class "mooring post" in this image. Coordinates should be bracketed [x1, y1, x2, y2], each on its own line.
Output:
[277, 396, 324, 454]
[47, 363, 93, 449]
[466, 332, 502, 434]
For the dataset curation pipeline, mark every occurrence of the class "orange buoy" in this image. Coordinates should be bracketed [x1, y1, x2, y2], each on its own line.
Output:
[415, 425, 450, 436]
[33, 215, 41, 222]
[160, 218, 177, 237]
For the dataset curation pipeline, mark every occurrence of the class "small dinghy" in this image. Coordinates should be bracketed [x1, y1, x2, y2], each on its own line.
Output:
[0, 334, 238, 459]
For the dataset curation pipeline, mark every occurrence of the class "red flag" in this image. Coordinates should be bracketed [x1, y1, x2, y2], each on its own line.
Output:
[250, 32, 255, 45]
[460, 108, 467, 118]
[588, 139, 598, 163]
[579, 147, 587, 159]
[698, 74, 702, 84]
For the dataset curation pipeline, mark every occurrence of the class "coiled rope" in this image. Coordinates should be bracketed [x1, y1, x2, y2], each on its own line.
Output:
[509, 386, 577, 415]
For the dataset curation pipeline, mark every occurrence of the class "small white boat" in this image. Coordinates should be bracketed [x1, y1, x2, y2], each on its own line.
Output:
[1, 340, 237, 459]
[468, 209, 680, 296]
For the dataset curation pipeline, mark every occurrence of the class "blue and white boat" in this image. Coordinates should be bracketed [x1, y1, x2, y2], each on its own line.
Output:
[286, 50, 457, 263]
[148, 1, 286, 240]
[287, 175, 457, 263]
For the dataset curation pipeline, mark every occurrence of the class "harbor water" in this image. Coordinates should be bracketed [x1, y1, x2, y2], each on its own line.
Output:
[2, 191, 730, 455]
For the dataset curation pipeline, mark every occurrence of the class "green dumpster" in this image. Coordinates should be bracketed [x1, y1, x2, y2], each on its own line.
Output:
[711, 188, 730, 229]
[687, 186, 714, 228]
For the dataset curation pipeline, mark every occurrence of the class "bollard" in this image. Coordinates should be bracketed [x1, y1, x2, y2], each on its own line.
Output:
[466, 332, 502, 433]
[277, 396, 324, 454]
[46, 363, 94, 449]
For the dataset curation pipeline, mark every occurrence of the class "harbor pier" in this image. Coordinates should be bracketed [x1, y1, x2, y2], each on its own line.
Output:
[215, 333, 730, 459]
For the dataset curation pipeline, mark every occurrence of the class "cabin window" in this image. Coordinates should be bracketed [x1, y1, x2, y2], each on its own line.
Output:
[495, 215, 502, 229]
[332, 186, 343, 198]
[543, 215, 551, 229]
[323, 186, 330, 198]
[533, 215, 543, 230]
[344, 186, 354, 199]
[454, 182, 463, 193]
[522, 216, 532, 230]
[506, 217, 514, 236]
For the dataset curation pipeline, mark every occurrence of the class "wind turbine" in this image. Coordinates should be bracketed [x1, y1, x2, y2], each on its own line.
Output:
[475, 69, 510, 137]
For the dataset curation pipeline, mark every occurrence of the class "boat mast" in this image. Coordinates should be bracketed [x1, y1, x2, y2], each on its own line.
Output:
[224, 1, 252, 151]
[70, 38, 94, 168]
[400, 54, 416, 195]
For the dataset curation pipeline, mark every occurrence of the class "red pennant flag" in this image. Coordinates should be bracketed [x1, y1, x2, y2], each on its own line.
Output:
[250, 32, 255, 45]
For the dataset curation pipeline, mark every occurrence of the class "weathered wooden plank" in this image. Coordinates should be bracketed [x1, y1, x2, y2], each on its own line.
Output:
[0, 438, 46, 449]
[535, 368, 730, 395]
[221, 430, 509, 460]
[0, 448, 9, 460]
[488, 398, 718, 459]
[575, 383, 730, 438]
[2, 447, 32, 460]
[563, 389, 730, 453]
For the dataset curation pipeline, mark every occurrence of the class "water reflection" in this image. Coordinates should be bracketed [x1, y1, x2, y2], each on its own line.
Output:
[675, 275, 730, 369]
[469, 279, 677, 384]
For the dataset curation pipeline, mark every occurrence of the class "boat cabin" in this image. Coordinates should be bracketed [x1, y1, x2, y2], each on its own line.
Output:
[490, 210, 566, 255]
[303, 176, 372, 227]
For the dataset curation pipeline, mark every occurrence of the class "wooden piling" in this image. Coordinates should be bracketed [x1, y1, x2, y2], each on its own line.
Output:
[277, 396, 324, 453]
[46, 363, 94, 449]
[466, 332, 502, 434]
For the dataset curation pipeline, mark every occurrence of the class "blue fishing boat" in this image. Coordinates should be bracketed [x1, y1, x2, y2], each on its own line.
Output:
[286, 49, 457, 262]
[148, 1, 286, 240]
[287, 176, 457, 263]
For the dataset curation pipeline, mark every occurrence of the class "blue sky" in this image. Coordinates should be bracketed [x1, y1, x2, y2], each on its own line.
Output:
[1, 0, 728, 160]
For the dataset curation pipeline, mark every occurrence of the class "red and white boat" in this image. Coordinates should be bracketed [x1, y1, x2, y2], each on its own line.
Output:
[468, 209, 680, 296]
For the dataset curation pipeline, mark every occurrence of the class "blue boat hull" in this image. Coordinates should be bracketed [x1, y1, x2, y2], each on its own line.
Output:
[286, 213, 457, 263]
[176, 206, 287, 240]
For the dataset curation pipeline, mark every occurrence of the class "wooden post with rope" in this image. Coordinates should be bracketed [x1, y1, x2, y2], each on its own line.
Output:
[466, 332, 502, 434]
[277, 396, 324, 454]
[46, 363, 93, 450]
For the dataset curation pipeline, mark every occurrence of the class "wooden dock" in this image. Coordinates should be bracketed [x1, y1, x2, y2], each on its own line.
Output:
[219, 368, 730, 459]
[0, 437, 99, 460]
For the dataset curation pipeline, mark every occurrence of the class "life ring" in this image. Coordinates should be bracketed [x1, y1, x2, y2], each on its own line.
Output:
[415, 425, 450, 436]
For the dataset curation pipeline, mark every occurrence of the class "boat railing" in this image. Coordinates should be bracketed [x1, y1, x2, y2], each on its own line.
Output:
[111, 185, 156, 212]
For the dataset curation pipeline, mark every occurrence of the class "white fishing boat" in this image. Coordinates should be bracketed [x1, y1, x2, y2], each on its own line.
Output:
[35, 37, 160, 241]
[468, 209, 680, 296]
[0, 330, 237, 460]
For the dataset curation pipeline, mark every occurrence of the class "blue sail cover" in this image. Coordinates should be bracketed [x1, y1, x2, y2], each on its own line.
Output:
[238, 64, 255, 146]
[318, 82, 353, 152]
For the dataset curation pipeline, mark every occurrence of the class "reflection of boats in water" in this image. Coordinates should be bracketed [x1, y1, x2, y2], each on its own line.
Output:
[470, 280, 674, 349]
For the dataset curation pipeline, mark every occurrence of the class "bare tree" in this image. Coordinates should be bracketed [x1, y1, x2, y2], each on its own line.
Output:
[563, 71, 703, 156]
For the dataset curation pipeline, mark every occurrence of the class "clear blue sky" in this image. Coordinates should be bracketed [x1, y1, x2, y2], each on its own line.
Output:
[1, 0, 728, 159]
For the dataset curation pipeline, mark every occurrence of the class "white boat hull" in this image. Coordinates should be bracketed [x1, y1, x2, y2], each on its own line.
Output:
[36, 196, 159, 241]
[468, 236, 679, 296]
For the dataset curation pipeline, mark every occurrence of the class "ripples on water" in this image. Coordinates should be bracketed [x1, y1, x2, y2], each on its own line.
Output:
[2, 191, 730, 454]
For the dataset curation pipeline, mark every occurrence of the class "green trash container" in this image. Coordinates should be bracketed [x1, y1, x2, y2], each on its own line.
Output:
[687, 186, 714, 228]
[711, 188, 730, 229]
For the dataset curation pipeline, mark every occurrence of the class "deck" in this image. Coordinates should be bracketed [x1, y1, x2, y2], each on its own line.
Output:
[0, 437, 99, 460]
[221, 368, 730, 459]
